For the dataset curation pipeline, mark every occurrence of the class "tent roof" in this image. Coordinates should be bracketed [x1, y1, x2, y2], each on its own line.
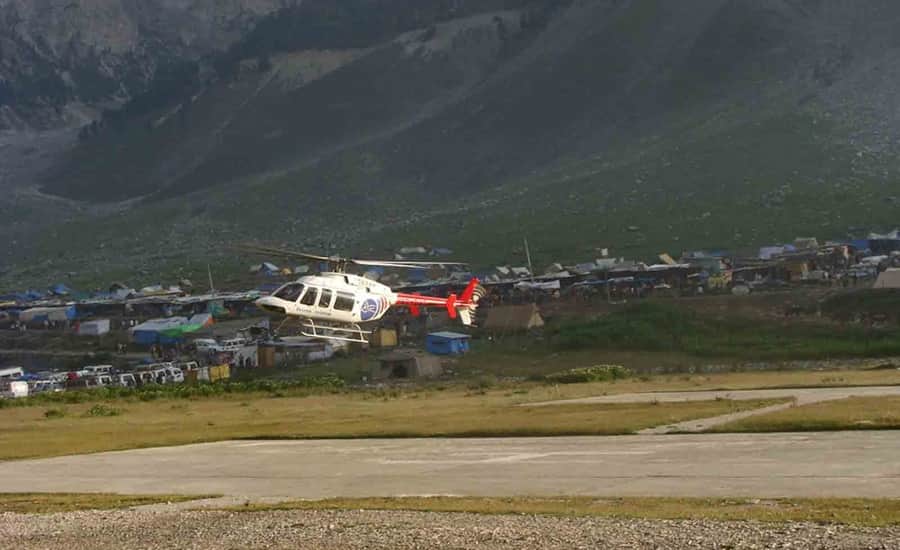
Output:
[483, 304, 545, 330]
[427, 331, 471, 340]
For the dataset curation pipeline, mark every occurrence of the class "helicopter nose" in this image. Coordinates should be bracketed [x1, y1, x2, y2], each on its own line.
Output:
[255, 297, 287, 315]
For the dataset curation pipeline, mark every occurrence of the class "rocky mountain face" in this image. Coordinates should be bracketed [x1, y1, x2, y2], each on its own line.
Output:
[0, 0, 284, 130]
[4, 0, 900, 287]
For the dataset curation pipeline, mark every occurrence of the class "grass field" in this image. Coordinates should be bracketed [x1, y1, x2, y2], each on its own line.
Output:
[0, 493, 205, 514]
[0, 388, 780, 459]
[712, 396, 900, 433]
[230, 496, 900, 527]
[2, 368, 898, 459]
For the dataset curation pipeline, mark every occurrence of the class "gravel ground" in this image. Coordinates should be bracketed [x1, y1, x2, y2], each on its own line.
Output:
[1, 509, 898, 549]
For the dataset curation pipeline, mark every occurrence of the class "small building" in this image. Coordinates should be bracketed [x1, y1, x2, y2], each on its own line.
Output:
[425, 331, 471, 355]
[372, 350, 442, 380]
[370, 328, 398, 348]
[77, 319, 110, 336]
[483, 304, 545, 332]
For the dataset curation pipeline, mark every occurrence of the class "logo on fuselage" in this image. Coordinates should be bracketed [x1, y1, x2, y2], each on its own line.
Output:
[360, 298, 380, 321]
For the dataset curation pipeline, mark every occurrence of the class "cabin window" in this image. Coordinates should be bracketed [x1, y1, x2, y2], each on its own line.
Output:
[274, 283, 305, 301]
[300, 287, 319, 306]
[334, 292, 355, 312]
[319, 289, 333, 308]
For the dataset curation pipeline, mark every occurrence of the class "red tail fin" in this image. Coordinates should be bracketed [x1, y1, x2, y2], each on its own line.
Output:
[446, 294, 457, 319]
[460, 278, 480, 303]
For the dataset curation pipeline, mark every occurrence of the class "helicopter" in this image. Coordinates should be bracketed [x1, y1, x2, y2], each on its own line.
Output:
[241, 245, 486, 344]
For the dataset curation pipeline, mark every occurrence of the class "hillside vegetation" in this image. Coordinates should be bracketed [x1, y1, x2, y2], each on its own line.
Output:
[6, 0, 900, 286]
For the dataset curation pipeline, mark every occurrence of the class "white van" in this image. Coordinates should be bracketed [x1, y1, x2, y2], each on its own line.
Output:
[83, 365, 113, 376]
[220, 338, 248, 352]
[116, 373, 137, 388]
[134, 370, 155, 386]
[164, 366, 184, 384]
[194, 339, 221, 353]
[0, 367, 24, 380]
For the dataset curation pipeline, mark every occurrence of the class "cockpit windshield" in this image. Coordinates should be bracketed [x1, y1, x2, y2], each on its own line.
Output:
[274, 283, 305, 301]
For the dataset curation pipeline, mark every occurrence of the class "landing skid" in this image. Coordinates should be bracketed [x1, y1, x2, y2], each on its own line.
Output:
[300, 319, 371, 344]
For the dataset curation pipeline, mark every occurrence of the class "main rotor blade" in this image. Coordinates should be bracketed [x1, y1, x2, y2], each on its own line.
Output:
[352, 259, 469, 269]
[234, 244, 468, 270]
[234, 244, 338, 263]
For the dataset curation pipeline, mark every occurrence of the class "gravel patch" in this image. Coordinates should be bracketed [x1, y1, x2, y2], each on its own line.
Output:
[1, 508, 898, 549]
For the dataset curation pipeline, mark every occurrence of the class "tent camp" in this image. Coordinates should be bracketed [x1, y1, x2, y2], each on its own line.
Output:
[130, 314, 214, 345]
[483, 304, 545, 332]
[873, 268, 900, 289]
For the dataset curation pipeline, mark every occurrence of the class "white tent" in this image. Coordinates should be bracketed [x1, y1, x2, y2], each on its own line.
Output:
[873, 268, 900, 289]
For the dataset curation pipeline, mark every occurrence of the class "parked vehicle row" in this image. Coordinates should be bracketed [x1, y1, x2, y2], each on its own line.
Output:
[67, 362, 192, 389]
[1, 359, 220, 399]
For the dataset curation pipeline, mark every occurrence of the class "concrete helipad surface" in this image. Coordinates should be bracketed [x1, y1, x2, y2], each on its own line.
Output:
[1, 431, 898, 499]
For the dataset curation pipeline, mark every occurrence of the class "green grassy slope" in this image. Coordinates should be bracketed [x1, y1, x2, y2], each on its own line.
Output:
[7, 0, 900, 287]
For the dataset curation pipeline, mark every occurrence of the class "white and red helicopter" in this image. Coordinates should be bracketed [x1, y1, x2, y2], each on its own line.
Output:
[242, 245, 486, 343]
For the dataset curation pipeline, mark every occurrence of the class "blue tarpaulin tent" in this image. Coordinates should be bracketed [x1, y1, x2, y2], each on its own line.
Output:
[49, 284, 72, 296]
[426, 332, 471, 355]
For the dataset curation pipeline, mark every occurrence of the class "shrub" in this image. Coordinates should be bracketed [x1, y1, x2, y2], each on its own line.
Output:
[468, 374, 498, 390]
[544, 365, 632, 384]
[44, 408, 67, 419]
[83, 404, 122, 417]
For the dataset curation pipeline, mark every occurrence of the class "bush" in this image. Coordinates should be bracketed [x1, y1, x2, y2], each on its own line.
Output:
[44, 408, 67, 419]
[468, 374, 498, 390]
[83, 404, 122, 417]
[544, 365, 631, 384]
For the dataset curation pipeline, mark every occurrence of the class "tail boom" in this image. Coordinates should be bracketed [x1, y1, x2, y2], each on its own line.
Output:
[395, 278, 484, 326]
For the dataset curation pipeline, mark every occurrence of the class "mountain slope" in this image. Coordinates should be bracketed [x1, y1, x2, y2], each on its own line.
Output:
[0, 0, 283, 130]
[7, 0, 900, 286]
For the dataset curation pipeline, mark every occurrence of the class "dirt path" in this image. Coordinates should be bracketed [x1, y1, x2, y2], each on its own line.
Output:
[527, 385, 900, 433]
